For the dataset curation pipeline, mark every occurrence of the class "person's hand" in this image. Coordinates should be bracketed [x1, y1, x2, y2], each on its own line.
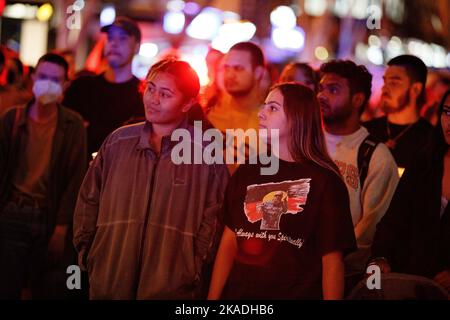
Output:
[433, 270, 450, 294]
[368, 258, 391, 274]
[47, 225, 68, 265]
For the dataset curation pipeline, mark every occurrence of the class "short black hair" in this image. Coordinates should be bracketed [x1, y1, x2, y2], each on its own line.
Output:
[229, 42, 265, 69]
[387, 54, 427, 107]
[320, 60, 373, 114]
[36, 53, 69, 80]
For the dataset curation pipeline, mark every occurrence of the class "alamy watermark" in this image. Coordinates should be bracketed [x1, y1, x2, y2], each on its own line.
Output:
[66, 0, 85, 30]
[66, 265, 81, 290]
[366, 265, 382, 290]
[171, 121, 280, 175]
[366, 5, 382, 30]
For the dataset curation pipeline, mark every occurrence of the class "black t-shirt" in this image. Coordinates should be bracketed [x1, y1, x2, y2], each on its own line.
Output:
[63, 73, 144, 155]
[363, 117, 433, 169]
[223, 159, 356, 299]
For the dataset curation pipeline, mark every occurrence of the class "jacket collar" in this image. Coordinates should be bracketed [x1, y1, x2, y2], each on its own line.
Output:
[17, 99, 74, 128]
[137, 117, 191, 154]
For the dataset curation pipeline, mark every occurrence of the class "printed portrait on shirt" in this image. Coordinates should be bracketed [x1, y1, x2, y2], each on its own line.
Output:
[244, 179, 311, 230]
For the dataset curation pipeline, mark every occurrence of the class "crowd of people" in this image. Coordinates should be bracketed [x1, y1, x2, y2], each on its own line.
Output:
[0, 16, 449, 300]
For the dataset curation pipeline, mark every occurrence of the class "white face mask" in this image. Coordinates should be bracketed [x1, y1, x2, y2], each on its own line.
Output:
[32, 79, 63, 105]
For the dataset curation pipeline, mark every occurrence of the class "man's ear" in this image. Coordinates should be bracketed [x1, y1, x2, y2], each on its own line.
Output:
[134, 42, 141, 55]
[410, 82, 423, 100]
[352, 92, 365, 112]
[62, 80, 70, 92]
[181, 98, 197, 113]
[254, 65, 265, 82]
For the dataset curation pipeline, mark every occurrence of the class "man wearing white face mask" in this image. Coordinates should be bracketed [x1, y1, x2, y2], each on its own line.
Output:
[0, 53, 87, 299]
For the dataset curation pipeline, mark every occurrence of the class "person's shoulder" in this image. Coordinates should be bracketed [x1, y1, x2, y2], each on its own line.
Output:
[0, 104, 24, 123]
[417, 117, 434, 131]
[130, 76, 142, 85]
[362, 116, 386, 129]
[71, 73, 100, 85]
[109, 122, 145, 141]
[60, 106, 84, 123]
[367, 143, 398, 180]
[66, 74, 100, 94]
[228, 163, 261, 186]
[301, 161, 343, 186]
[234, 163, 260, 175]
[371, 141, 395, 163]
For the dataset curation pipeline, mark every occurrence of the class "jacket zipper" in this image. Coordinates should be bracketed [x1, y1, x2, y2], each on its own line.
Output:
[134, 152, 160, 297]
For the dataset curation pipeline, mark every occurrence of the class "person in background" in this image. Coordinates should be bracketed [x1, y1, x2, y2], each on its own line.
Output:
[279, 62, 317, 92]
[0, 53, 87, 299]
[73, 58, 229, 299]
[52, 49, 76, 81]
[422, 71, 450, 126]
[201, 47, 226, 113]
[0, 56, 32, 114]
[205, 42, 266, 174]
[363, 55, 434, 173]
[369, 89, 450, 296]
[63, 16, 145, 157]
[258, 63, 279, 102]
[317, 60, 398, 291]
[208, 83, 356, 300]
[206, 42, 265, 133]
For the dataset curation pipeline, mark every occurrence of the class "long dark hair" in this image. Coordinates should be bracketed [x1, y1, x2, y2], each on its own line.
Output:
[426, 89, 450, 162]
[271, 82, 341, 177]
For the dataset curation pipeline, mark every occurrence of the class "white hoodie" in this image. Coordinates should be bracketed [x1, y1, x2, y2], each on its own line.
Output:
[325, 126, 399, 273]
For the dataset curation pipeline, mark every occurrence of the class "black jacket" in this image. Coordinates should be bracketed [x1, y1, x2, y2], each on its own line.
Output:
[371, 150, 450, 278]
[0, 102, 87, 234]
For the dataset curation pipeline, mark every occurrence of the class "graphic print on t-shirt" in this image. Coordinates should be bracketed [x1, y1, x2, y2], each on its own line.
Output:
[244, 179, 311, 230]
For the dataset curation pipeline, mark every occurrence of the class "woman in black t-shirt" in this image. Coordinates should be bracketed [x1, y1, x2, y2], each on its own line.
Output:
[207, 83, 356, 300]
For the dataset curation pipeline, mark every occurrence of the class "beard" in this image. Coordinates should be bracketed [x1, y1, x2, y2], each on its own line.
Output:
[320, 100, 353, 126]
[382, 88, 410, 114]
[224, 79, 254, 98]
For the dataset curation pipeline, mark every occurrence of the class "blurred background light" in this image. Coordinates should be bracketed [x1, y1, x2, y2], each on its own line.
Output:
[184, 1, 200, 15]
[36, 3, 53, 22]
[431, 44, 447, 68]
[386, 36, 404, 59]
[181, 53, 209, 86]
[222, 11, 241, 22]
[139, 42, 158, 59]
[368, 35, 381, 47]
[271, 27, 305, 51]
[315, 46, 329, 61]
[167, 0, 185, 12]
[333, 0, 350, 18]
[351, 0, 369, 19]
[163, 11, 185, 34]
[304, 0, 327, 17]
[3, 3, 37, 19]
[270, 6, 297, 29]
[100, 5, 116, 27]
[186, 7, 222, 40]
[212, 21, 256, 53]
[367, 45, 383, 65]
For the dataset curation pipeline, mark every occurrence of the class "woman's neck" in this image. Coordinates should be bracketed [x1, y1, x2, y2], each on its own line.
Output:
[276, 138, 295, 162]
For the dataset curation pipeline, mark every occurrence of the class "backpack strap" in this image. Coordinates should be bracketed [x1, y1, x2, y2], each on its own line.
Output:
[357, 134, 379, 189]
